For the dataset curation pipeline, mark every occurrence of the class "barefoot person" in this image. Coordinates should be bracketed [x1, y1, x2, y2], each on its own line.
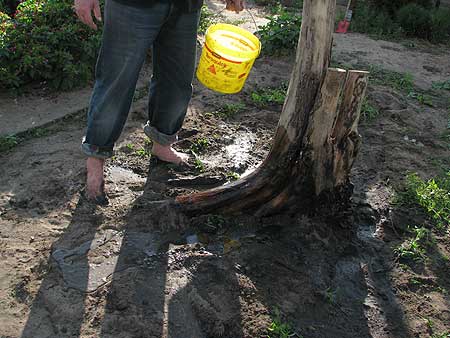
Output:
[74, 0, 245, 204]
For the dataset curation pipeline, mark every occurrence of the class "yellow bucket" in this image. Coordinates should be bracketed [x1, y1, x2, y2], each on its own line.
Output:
[196, 23, 261, 94]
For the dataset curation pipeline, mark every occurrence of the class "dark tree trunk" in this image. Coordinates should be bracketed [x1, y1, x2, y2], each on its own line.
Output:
[176, 0, 369, 216]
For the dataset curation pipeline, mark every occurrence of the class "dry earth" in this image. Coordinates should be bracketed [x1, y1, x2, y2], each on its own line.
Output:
[1, 2, 450, 338]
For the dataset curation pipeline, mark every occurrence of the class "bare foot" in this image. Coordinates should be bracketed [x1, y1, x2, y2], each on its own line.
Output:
[151, 142, 189, 165]
[86, 157, 106, 202]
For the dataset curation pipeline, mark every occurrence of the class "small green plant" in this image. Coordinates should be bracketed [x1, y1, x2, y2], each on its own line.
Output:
[194, 158, 205, 172]
[268, 309, 301, 338]
[0, 135, 18, 152]
[226, 171, 240, 181]
[205, 214, 226, 229]
[436, 285, 448, 294]
[395, 73, 415, 92]
[409, 276, 423, 285]
[251, 83, 287, 108]
[398, 263, 410, 271]
[135, 147, 150, 158]
[324, 287, 337, 304]
[425, 317, 434, 331]
[29, 127, 51, 138]
[394, 225, 430, 261]
[215, 102, 246, 119]
[361, 98, 380, 122]
[431, 333, 450, 338]
[126, 143, 135, 150]
[407, 91, 434, 106]
[191, 137, 209, 153]
[256, 11, 302, 55]
[432, 80, 450, 91]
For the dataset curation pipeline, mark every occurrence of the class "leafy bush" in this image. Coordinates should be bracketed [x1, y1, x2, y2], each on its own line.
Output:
[254, 0, 277, 5]
[0, 0, 102, 91]
[255, 0, 302, 11]
[429, 7, 450, 43]
[372, 0, 432, 14]
[256, 11, 302, 55]
[351, 1, 401, 37]
[0, 0, 21, 15]
[397, 3, 432, 39]
[352, 0, 449, 43]
[0, 2, 7, 13]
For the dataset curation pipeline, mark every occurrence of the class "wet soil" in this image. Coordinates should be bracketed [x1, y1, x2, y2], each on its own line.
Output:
[1, 5, 450, 338]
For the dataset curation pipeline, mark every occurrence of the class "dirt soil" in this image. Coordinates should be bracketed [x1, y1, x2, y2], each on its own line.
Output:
[1, 3, 450, 338]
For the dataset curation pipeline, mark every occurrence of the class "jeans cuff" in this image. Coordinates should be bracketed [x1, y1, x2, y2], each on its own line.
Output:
[144, 122, 178, 146]
[81, 140, 114, 159]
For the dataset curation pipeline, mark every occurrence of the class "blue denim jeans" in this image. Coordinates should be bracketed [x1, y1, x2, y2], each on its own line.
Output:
[82, 0, 200, 159]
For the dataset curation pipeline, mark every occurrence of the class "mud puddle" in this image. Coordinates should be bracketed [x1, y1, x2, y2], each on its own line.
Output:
[201, 128, 258, 175]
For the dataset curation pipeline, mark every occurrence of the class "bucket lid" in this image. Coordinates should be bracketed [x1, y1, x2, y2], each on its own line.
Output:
[205, 23, 261, 61]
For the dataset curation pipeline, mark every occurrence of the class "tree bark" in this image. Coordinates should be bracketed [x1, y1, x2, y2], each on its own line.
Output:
[176, 0, 369, 216]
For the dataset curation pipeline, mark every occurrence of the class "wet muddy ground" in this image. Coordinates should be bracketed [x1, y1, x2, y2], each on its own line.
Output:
[1, 5, 450, 338]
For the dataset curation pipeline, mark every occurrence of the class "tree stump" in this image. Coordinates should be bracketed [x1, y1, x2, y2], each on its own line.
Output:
[176, 0, 369, 216]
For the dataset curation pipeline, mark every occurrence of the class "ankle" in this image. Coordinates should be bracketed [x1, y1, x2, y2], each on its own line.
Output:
[87, 157, 104, 168]
[152, 142, 171, 153]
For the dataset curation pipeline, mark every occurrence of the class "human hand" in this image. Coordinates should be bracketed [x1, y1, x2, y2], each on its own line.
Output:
[225, 0, 245, 13]
[74, 0, 102, 30]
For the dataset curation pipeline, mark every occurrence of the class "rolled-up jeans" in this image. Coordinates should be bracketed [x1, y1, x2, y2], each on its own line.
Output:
[82, 0, 200, 159]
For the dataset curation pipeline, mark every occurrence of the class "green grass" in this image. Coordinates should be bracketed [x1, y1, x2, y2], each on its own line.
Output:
[361, 98, 380, 122]
[359, 64, 437, 106]
[367, 65, 414, 92]
[214, 102, 246, 119]
[251, 83, 287, 108]
[399, 172, 450, 229]
[268, 310, 302, 338]
[0, 126, 54, 154]
[0, 135, 19, 153]
[393, 171, 450, 263]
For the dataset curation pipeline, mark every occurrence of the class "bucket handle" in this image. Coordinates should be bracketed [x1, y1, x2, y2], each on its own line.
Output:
[210, 5, 261, 56]
[212, 5, 259, 31]
[245, 7, 259, 32]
